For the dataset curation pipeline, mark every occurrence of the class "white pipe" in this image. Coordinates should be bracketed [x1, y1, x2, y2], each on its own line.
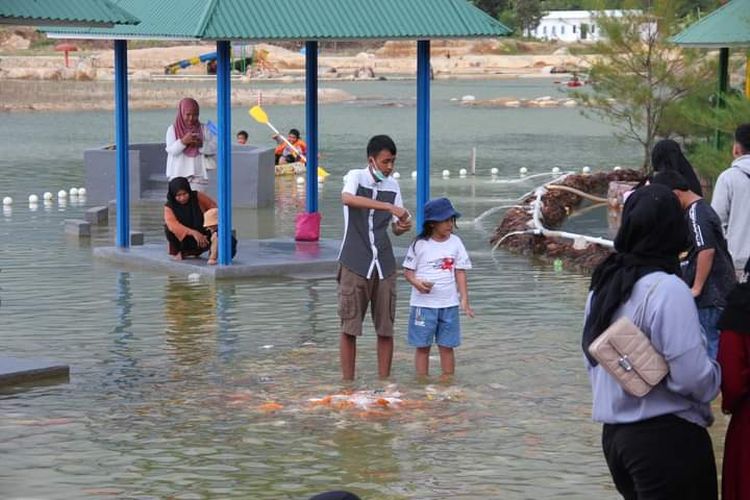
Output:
[530, 188, 613, 248]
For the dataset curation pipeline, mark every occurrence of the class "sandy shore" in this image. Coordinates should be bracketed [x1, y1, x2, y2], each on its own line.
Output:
[0, 40, 593, 112]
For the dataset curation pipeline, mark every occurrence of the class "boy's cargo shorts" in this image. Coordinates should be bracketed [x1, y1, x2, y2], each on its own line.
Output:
[337, 265, 396, 337]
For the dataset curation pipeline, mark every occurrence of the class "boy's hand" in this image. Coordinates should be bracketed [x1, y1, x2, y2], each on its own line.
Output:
[461, 298, 475, 318]
[390, 205, 409, 220]
[394, 218, 412, 233]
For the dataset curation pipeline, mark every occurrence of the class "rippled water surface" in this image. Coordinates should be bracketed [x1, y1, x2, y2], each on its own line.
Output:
[0, 79, 728, 499]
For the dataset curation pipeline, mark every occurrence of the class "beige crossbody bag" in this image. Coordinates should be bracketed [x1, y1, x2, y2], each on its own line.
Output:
[588, 279, 669, 397]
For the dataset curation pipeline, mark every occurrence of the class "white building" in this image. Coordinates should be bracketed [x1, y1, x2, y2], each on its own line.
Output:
[530, 10, 640, 42]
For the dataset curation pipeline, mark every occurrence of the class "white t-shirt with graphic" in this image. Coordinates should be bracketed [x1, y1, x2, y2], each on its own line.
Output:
[403, 234, 472, 308]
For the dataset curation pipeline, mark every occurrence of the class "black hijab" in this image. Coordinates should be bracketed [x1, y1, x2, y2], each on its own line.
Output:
[165, 177, 204, 230]
[717, 259, 750, 334]
[582, 184, 687, 364]
[651, 139, 703, 196]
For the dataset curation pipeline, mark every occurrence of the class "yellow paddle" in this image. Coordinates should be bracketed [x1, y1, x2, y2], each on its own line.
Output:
[249, 105, 329, 178]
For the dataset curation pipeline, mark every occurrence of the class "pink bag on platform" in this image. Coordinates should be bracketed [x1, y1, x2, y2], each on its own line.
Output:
[295, 212, 321, 241]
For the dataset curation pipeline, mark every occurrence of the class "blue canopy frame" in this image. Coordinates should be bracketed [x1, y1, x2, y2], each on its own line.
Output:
[112, 39, 433, 265]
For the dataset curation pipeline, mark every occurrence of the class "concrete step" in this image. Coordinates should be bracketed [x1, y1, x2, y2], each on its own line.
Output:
[141, 189, 166, 200]
[148, 173, 168, 183]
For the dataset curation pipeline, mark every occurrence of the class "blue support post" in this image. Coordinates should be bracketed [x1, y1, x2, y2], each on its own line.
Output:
[216, 40, 232, 265]
[114, 39, 130, 248]
[305, 40, 319, 213]
[416, 40, 431, 230]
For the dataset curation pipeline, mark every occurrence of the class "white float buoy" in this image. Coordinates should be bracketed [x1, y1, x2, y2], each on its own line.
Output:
[43, 191, 53, 200]
[461, 95, 476, 102]
[613, 166, 622, 172]
[69, 187, 79, 196]
[411, 171, 417, 179]
[58, 190, 67, 199]
[552, 167, 561, 174]
[392, 172, 400, 179]
[28, 194, 39, 203]
[296, 176, 305, 185]
[459, 168, 468, 176]
[77, 187, 86, 195]
[442, 169, 450, 178]
[490, 167, 499, 175]
[582, 166, 591, 174]
[519, 167, 528, 175]
[3, 196, 12, 206]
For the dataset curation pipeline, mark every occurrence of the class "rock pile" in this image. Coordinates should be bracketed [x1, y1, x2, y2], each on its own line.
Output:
[490, 170, 644, 273]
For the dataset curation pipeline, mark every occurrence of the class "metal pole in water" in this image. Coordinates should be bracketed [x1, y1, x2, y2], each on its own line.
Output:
[114, 39, 130, 248]
[305, 40, 319, 214]
[470, 147, 476, 176]
[216, 40, 233, 265]
[416, 40, 431, 229]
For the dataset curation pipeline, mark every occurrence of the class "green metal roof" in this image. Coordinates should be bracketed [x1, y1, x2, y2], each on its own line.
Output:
[1, 0, 139, 27]
[43, 0, 510, 40]
[671, 0, 750, 48]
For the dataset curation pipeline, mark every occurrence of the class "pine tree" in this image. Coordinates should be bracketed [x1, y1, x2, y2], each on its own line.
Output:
[571, 0, 714, 169]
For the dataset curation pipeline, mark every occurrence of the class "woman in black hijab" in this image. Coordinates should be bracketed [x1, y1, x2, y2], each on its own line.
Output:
[651, 139, 703, 196]
[164, 176, 216, 260]
[583, 184, 721, 500]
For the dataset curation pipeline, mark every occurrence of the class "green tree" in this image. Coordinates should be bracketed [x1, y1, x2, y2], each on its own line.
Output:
[571, 0, 714, 169]
[513, 0, 545, 36]
[471, 0, 510, 18]
[677, 94, 750, 179]
[541, 0, 720, 14]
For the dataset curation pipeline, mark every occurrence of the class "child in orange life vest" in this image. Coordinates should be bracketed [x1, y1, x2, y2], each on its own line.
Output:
[403, 198, 474, 377]
[274, 128, 307, 164]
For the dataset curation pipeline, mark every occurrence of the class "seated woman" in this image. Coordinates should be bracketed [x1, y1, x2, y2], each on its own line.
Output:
[164, 177, 232, 261]
[164, 177, 214, 260]
[583, 184, 721, 499]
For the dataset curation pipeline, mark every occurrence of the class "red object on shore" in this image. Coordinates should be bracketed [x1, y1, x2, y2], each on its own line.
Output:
[54, 43, 78, 68]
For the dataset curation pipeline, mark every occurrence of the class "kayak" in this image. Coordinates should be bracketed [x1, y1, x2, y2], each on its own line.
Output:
[275, 162, 330, 178]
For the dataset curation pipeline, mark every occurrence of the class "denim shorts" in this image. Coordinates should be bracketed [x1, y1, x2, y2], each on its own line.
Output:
[407, 306, 461, 348]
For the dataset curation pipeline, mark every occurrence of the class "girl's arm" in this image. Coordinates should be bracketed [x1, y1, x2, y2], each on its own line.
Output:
[456, 270, 474, 317]
[404, 269, 432, 294]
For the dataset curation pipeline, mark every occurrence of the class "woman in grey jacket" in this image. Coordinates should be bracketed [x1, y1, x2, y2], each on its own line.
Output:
[583, 184, 721, 500]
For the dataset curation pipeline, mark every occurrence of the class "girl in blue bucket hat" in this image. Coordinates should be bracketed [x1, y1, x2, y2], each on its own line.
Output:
[402, 197, 474, 376]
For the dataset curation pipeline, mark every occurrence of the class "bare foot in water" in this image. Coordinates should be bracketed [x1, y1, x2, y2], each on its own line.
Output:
[171, 253, 183, 261]
[208, 258, 217, 265]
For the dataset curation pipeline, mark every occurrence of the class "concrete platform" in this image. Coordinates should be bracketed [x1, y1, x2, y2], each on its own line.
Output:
[94, 238, 350, 279]
[0, 356, 70, 387]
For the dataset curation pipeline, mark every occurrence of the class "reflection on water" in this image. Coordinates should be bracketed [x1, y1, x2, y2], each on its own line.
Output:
[0, 78, 729, 499]
[164, 276, 217, 369]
